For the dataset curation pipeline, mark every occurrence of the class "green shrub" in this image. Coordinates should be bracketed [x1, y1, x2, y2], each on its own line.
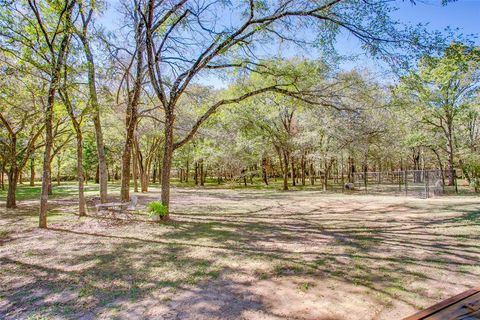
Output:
[147, 201, 168, 218]
[462, 157, 480, 192]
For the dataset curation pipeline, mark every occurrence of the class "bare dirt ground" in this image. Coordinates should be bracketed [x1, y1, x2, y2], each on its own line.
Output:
[1, 186, 479, 320]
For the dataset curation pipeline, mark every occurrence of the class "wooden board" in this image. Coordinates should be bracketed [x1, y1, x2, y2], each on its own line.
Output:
[403, 288, 480, 320]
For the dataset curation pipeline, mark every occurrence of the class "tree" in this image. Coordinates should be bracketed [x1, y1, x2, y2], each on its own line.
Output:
[458, 100, 480, 191]
[0, 0, 77, 227]
[134, 120, 163, 193]
[396, 44, 480, 185]
[139, 0, 442, 218]
[59, 61, 88, 216]
[111, 0, 146, 202]
[75, 0, 109, 203]
[0, 67, 45, 208]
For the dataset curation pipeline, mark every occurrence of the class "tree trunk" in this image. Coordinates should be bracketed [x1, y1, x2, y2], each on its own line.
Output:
[119, 24, 144, 201]
[341, 155, 345, 191]
[160, 117, 174, 218]
[412, 149, 421, 183]
[431, 148, 445, 191]
[282, 150, 289, 191]
[141, 156, 150, 192]
[310, 163, 315, 186]
[95, 164, 99, 184]
[30, 157, 35, 186]
[57, 157, 61, 186]
[1, 164, 4, 190]
[141, 155, 151, 193]
[194, 162, 198, 185]
[348, 156, 355, 183]
[39, 86, 55, 228]
[446, 124, 455, 186]
[141, 173, 148, 192]
[48, 177, 53, 195]
[156, 153, 162, 184]
[6, 167, 18, 208]
[133, 146, 139, 193]
[186, 159, 189, 183]
[323, 162, 328, 191]
[301, 154, 306, 186]
[120, 133, 134, 202]
[262, 157, 268, 185]
[291, 156, 296, 186]
[75, 132, 86, 216]
[81, 31, 108, 203]
[200, 160, 205, 186]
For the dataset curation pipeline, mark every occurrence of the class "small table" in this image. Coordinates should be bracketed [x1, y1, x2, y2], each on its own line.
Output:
[403, 288, 480, 320]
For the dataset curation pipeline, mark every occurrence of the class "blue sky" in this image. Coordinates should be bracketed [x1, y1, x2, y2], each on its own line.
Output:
[394, 0, 479, 37]
[102, 0, 480, 35]
[333, 0, 480, 76]
[100, 0, 480, 86]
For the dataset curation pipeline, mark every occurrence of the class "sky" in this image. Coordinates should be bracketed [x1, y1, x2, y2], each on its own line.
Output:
[394, 0, 479, 37]
[101, 0, 480, 36]
[100, 0, 480, 87]
[334, 0, 480, 77]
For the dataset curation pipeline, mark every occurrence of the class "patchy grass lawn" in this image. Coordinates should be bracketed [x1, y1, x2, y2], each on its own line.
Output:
[1, 186, 479, 319]
[0, 182, 122, 202]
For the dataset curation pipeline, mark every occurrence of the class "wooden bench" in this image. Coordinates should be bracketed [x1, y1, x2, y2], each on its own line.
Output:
[403, 287, 480, 320]
[95, 195, 138, 214]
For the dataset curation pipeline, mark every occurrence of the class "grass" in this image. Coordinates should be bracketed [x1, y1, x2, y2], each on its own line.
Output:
[1, 176, 476, 203]
[163, 177, 335, 192]
[0, 181, 122, 202]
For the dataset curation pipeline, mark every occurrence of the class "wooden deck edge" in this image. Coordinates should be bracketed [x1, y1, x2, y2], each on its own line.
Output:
[402, 287, 480, 320]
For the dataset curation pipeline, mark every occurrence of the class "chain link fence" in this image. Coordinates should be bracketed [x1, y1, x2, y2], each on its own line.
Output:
[352, 170, 457, 198]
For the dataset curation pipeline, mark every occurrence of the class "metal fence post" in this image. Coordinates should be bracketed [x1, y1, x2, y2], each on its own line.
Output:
[424, 170, 429, 199]
[364, 172, 367, 193]
[454, 170, 458, 193]
[405, 171, 408, 196]
[398, 170, 401, 191]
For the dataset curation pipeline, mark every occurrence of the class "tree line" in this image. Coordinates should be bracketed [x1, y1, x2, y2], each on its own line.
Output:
[0, 0, 478, 226]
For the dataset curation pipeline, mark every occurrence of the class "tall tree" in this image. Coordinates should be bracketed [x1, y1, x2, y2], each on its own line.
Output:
[141, 0, 436, 218]
[117, 0, 146, 202]
[0, 69, 45, 208]
[1, 0, 77, 227]
[396, 44, 480, 185]
[75, 0, 108, 203]
[59, 60, 88, 216]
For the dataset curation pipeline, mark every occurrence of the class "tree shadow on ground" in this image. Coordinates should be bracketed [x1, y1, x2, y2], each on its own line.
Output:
[1, 189, 479, 319]
[0, 238, 231, 319]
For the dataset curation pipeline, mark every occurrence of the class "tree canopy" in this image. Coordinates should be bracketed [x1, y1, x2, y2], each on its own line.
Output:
[0, 0, 478, 226]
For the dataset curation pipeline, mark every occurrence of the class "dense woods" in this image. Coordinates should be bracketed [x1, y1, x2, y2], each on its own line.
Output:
[0, 0, 478, 226]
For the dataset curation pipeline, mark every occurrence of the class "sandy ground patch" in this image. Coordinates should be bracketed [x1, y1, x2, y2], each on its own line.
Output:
[1, 187, 479, 319]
